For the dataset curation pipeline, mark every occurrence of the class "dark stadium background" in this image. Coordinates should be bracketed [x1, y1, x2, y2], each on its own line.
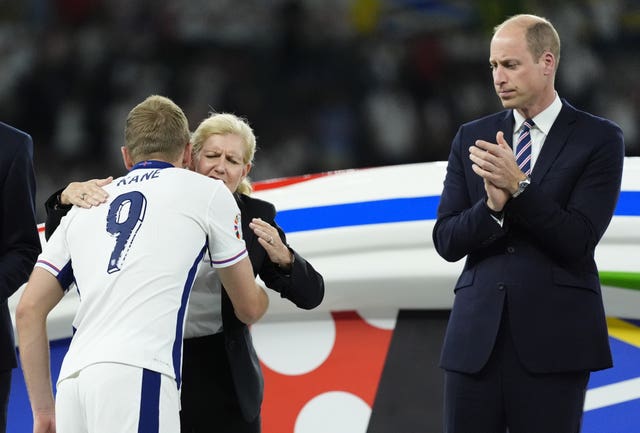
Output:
[1, 1, 638, 222]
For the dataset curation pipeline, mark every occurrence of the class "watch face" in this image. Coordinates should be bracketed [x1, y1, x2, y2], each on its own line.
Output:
[513, 177, 530, 198]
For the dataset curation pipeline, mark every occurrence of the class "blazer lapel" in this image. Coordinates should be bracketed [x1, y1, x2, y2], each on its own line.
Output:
[531, 100, 577, 183]
[500, 110, 515, 147]
[236, 195, 256, 253]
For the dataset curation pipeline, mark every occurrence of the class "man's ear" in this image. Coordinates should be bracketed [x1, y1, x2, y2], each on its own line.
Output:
[182, 142, 193, 168]
[121, 146, 134, 170]
[542, 51, 556, 75]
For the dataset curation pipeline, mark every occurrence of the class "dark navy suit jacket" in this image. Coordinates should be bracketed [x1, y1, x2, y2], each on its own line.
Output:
[433, 100, 623, 374]
[0, 122, 41, 371]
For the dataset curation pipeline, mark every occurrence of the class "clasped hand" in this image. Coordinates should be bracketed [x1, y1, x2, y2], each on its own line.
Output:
[469, 131, 525, 211]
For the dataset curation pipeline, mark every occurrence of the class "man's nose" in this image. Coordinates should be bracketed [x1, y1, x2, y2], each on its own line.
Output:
[493, 67, 506, 85]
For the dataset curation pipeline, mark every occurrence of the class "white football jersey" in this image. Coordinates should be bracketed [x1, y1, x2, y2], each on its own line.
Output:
[35, 161, 248, 385]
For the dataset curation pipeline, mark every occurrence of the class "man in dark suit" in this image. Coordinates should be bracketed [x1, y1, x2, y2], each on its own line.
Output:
[0, 122, 41, 431]
[432, 14, 624, 433]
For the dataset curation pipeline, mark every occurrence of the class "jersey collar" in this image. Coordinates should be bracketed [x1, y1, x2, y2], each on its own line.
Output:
[130, 160, 174, 171]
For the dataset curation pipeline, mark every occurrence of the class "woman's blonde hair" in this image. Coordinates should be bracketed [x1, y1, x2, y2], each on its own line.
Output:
[191, 113, 257, 195]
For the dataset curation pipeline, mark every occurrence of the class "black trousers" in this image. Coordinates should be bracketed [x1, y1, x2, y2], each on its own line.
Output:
[443, 309, 590, 433]
[0, 369, 11, 433]
[180, 333, 260, 433]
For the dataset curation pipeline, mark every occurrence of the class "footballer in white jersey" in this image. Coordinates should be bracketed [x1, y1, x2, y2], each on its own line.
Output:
[36, 161, 248, 385]
[17, 95, 267, 433]
[32, 160, 249, 432]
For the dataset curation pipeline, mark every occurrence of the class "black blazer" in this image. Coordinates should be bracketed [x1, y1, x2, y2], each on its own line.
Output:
[223, 193, 324, 421]
[44, 190, 325, 422]
[433, 100, 623, 374]
[0, 122, 41, 371]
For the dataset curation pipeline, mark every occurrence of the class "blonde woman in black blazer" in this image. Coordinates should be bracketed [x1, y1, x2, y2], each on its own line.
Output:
[45, 113, 325, 433]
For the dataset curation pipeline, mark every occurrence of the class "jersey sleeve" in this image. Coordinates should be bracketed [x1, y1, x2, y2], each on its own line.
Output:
[34, 209, 76, 292]
[206, 186, 248, 268]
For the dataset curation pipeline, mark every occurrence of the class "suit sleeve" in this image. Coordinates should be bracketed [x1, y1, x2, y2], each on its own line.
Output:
[432, 125, 508, 262]
[256, 202, 325, 310]
[44, 188, 71, 241]
[0, 132, 41, 301]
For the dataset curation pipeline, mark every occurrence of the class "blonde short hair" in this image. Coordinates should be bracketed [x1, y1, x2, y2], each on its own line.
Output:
[124, 95, 190, 163]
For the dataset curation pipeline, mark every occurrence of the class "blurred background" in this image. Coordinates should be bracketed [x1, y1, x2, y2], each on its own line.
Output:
[1, 0, 639, 222]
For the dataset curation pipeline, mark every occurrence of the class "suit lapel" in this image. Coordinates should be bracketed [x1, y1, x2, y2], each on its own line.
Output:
[531, 101, 577, 183]
[236, 195, 256, 253]
[236, 194, 267, 277]
[501, 110, 515, 147]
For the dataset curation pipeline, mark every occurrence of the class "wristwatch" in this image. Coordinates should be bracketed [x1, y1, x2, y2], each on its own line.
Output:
[512, 176, 531, 198]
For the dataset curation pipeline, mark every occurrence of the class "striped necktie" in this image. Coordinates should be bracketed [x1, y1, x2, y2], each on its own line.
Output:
[516, 119, 534, 175]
